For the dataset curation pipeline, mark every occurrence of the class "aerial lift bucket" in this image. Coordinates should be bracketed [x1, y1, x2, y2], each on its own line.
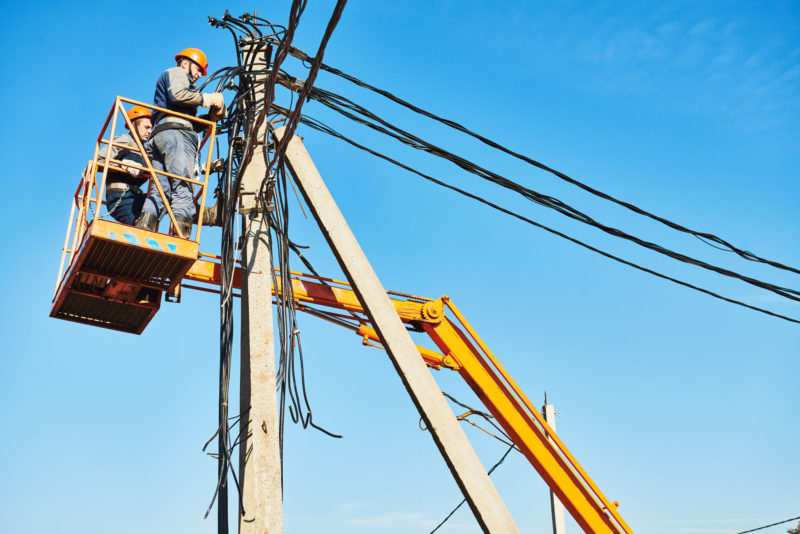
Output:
[50, 96, 217, 333]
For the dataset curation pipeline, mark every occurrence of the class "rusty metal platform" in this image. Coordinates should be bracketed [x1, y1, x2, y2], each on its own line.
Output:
[51, 219, 199, 334]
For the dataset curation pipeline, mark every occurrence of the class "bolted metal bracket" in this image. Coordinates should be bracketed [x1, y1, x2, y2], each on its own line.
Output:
[421, 299, 445, 323]
[239, 205, 275, 216]
[165, 285, 182, 304]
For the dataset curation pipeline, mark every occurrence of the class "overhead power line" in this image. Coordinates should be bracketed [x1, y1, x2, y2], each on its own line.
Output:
[431, 392, 518, 534]
[288, 78, 800, 304]
[271, 105, 800, 325]
[735, 515, 800, 534]
[280, 45, 800, 278]
[263, 0, 347, 192]
[230, 0, 306, 200]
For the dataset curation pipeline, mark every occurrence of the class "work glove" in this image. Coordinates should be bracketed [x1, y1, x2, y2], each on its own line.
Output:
[209, 158, 225, 173]
[208, 104, 227, 121]
[120, 159, 144, 178]
[202, 92, 225, 109]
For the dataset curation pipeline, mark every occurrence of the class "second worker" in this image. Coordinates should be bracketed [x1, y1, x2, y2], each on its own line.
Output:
[136, 47, 226, 236]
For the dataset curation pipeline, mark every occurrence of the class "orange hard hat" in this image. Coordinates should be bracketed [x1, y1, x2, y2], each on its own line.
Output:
[125, 106, 151, 129]
[175, 47, 208, 76]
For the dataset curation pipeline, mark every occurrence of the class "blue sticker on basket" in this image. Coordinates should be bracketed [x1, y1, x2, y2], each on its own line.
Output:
[167, 243, 178, 253]
[123, 233, 139, 245]
[146, 238, 161, 251]
[109, 231, 118, 241]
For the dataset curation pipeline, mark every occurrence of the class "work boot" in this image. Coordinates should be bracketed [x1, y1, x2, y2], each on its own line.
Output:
[200, 202, 222, 227]
[193, 194, 222, 227]
[172, 215, 193, 239]
[134, 212, 157, 232]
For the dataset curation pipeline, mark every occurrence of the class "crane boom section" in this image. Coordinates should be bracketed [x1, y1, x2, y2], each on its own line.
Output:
[424, 301, 632, 534]
[183, 258, 632, 534]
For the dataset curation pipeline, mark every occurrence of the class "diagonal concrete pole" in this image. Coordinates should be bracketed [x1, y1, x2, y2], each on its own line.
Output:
[275, 126, 519, 533]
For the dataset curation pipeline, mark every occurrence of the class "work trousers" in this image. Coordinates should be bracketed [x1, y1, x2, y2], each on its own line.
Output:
[141, 128, 198, 220]
[106, 188, 145, 225]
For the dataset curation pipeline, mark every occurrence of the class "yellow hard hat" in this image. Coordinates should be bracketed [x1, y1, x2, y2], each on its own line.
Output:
[175, 48, 208, 76]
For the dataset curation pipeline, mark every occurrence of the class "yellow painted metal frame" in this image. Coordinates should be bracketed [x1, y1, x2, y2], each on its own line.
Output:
[425, 300, 632, 534]
[54, 96, 217, 297]
[183, 258, 633, 534]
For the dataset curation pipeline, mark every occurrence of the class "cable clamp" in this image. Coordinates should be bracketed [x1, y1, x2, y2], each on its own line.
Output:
[238, 204, 276, 216]
[239, 206, 264, 215]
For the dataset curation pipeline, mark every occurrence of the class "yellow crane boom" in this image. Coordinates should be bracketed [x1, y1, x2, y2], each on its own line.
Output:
[185, 258, 633, 534]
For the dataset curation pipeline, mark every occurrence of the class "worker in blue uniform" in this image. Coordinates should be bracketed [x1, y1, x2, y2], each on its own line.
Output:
[135, 48, 225, 236]
[97, 106, 152, 225]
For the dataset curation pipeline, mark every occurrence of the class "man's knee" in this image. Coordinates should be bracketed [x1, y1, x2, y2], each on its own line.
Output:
[172, 189, 197, 218]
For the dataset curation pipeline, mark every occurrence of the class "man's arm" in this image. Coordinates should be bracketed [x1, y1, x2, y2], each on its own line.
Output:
[167, 68, 203, 106]
[166, 67, 225, 117]
[97, 141, 117, 161]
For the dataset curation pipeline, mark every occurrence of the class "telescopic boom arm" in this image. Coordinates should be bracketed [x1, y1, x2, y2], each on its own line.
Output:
[183, 259, 633, 534]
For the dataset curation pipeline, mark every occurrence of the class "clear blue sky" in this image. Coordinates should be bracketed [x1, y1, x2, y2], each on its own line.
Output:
[1, 1, 798, 533]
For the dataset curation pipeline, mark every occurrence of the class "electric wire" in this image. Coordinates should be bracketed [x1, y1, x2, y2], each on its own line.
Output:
[279, 46, 800, 277]
[735, 516, 800, 534]
[233, 0, 306, 194]
[270, 162, 342, 444]
[289, 80, 800, 303]
[206, 7, 349, 499]
[429, 445, 515, 534]
[207, 10, 296, 526]
[224, 1, 352, 465]
[262, 0, 348, 188]
[422, 392, 522, 532]
[271, 105, 800, 325]
[443, 392, 519, 450]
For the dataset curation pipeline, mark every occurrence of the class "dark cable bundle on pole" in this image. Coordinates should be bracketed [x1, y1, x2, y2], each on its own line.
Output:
[203, 9, 289, 530]
[200, 5, 348, 530]
[261, 0, 349, 451]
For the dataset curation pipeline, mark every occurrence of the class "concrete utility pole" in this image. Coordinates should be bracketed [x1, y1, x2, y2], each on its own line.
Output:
[238, 43, 283, 534]
[543, 395, 567, 534]
[276, 127, 520, 534]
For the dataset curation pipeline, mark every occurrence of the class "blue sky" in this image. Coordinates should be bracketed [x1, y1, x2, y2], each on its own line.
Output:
[1, 1, 798, 533]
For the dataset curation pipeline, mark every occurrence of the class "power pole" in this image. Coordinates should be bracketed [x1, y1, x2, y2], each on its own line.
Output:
[543, 393, 567, 534]
[276, 126, 520, 534]
[238, 42, 284, 534]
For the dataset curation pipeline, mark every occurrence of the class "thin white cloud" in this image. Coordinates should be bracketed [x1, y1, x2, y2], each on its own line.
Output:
[637, 516, 778, 533]
[334, 500, 369, 513]
[502, 3, 800, 133]
[677, 529, 735, 533]
[346, 511, 431, 528]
